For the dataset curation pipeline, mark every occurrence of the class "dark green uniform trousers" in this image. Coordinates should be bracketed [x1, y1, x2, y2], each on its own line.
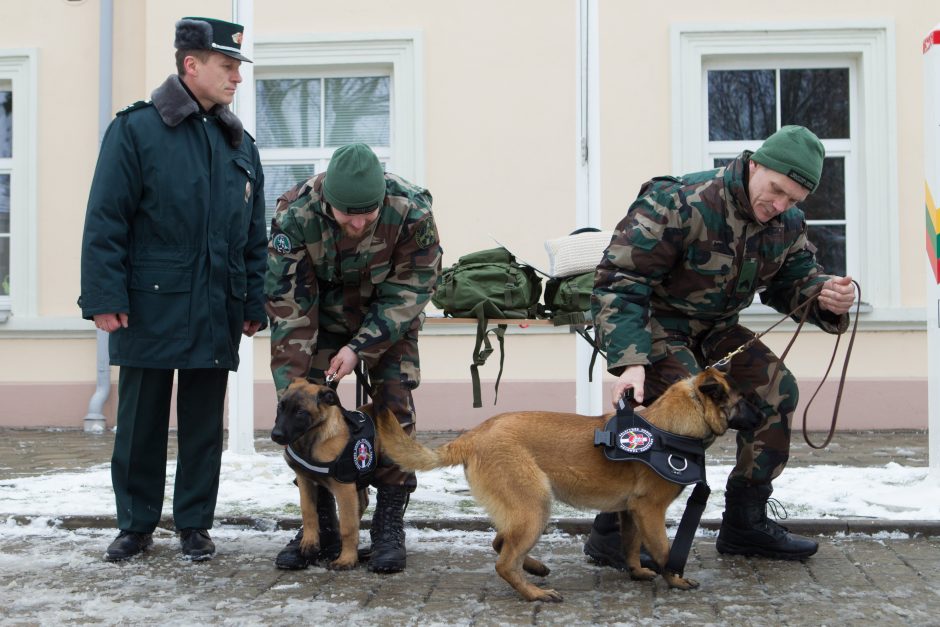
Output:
[112, 367, 228, 532]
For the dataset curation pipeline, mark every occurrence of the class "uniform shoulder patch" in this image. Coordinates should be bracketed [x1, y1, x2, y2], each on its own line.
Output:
[414, 215, 438, 249]
[272, 232, 294, 254]
[116, 100, 153, 116]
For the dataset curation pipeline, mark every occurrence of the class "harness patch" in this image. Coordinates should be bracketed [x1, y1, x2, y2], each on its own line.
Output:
[618, 428, 654, 453]
[353, 438, 374, 471]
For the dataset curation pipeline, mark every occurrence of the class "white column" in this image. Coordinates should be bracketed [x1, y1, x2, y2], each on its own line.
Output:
[924, 24, 940, 482]
[575, 0, 604, 415]
[228, 0, 257, 455]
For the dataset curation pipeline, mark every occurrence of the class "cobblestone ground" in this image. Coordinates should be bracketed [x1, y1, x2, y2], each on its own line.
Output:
[1, 525, 940, 626]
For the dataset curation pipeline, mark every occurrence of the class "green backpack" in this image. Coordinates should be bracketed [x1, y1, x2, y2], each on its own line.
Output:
[542, 271, 594, 326]
[431, 247, 542, 407]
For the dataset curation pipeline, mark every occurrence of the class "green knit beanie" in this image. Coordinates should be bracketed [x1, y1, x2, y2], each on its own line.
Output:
[322, 143, 386, 214]
[751, 125, 825, 192]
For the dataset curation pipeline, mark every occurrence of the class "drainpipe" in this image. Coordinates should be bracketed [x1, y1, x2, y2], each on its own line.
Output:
[83, 0, 114, 433]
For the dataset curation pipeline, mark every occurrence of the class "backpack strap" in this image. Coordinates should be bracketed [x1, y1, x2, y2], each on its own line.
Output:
[468, 302, 508, 408]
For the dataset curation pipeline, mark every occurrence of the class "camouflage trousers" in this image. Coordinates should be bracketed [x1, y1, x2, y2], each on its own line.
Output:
[307, 327, 422, 490]
[644, 322, 798, 492]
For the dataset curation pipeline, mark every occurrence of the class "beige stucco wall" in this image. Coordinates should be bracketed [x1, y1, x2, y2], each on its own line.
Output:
[0, 0, 934, 429]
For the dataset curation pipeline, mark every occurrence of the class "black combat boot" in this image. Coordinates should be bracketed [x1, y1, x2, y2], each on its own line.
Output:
[368, 485, 409, 574]
[716, 484, 818, 560]
[275, 486, 343, 570]
[583, 511, 659, 572]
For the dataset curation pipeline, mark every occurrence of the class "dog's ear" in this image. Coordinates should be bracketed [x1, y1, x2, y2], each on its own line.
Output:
[698, 378, 729, 405]
[318, 387, 339, 407]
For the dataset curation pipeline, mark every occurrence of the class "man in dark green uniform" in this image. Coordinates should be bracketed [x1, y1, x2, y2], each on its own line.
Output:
[586, 126, 857, 568]
[79, 17, 267, 561]
[266, 143, 442, 573]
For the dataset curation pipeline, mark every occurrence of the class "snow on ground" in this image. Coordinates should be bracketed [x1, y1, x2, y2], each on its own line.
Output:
[1, 450, 938, 522]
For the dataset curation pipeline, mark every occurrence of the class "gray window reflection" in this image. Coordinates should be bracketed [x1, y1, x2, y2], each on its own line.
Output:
[707, 70, 775, 141]
[798, 157, 845, 221]
[0, 172, 8, 296]
[256, 79, 322, 149]
[325, 77, 390, 146]
[781, 69, 849, 139]
[263, 164, 317, 227]
[0, 91, 11, 159]
[807, 225, 846, 276]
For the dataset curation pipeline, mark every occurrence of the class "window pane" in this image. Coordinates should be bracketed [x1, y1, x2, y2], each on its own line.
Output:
[0, 236, 8, 296]
[0, 174, 8, 234]
[798, 157, 845, 221]
[781, 69, 849, 139]
[707, 70, 775, 141]
[325, 77, 390, 146]
[714, 158, 733, 169]
[0, 89, 11, 158]
[264, 164, 317, 228]
[807, 224, 845, 276]
[256, 79, 321, 149]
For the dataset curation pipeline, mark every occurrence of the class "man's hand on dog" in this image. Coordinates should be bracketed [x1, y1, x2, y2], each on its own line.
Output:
[327, 346, 359, 382]
[611, 365, 646, 407]
[818, 275, 856, 315]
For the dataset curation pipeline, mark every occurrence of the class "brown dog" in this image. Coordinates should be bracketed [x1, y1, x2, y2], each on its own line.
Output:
[271, 380, 375, 570]
[376, 367, 745, 602]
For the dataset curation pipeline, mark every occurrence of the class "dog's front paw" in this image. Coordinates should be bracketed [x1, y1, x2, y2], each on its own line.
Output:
[329, 556, 358, 571]
[628, 566, 657, 581]
[664, 572, 699, 590]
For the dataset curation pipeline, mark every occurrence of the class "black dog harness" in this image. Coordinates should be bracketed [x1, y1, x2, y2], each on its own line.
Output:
[594, 398, 712, 576]
[286, 408, 377, 488]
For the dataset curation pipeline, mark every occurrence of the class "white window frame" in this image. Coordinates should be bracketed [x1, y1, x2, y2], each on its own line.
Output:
[0, 50, 38, 322]
[253, 32, 424, 185]
[671, 22, 898, 311]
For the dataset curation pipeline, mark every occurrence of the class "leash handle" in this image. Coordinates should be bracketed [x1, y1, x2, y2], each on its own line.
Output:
[801, 279, 862, 450]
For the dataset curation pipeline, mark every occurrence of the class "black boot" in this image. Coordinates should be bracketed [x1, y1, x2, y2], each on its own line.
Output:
[275, 487, 343, 570]
[716, 484, 818, 560]
[179, 529, 215, 561]
[583, 511, 659, 572]
[105, 530, 153, 562]
[368, 485, 409, 574]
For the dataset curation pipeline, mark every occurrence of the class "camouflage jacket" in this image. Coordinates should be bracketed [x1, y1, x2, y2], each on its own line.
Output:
[266, 172, 442, 396]
[592, 152, 848, 374]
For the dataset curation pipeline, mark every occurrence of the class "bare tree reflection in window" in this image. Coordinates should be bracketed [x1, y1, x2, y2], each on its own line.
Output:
[781, 69, 849, 139]
[707, 70, 775, 141]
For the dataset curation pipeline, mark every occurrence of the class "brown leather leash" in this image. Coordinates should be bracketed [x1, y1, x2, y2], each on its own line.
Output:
[710, 280, 862, 450]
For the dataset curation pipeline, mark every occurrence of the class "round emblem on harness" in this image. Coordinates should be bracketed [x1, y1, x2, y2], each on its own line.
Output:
[352, 438, 375, 471]
[618, 428, 654, 453]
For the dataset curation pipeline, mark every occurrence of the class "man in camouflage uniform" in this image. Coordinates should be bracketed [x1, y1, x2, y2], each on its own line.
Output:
[586, 126, 857, 566]
[266, 143, 442, 573]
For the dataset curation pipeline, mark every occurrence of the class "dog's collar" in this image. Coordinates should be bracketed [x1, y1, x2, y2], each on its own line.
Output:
[593, 403, 707, 486]
[286, 408, 377, 486]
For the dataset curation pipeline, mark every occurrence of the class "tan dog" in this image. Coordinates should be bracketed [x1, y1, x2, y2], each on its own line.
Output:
[376, 368, 745, 602]
[271, 380, 374, 570]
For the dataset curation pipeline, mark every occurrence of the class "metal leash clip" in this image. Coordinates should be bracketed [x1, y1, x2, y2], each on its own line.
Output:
[325, 373, 337, 389]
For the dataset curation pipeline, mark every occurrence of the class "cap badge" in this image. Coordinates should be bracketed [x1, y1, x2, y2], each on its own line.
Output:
[232, 32, 243, 45]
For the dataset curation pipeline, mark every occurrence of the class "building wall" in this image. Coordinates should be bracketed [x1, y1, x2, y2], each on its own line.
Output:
[0, 0, 934, 430]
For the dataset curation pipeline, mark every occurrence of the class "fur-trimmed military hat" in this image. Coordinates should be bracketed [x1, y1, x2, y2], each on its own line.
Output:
[174, 17, 252, 63]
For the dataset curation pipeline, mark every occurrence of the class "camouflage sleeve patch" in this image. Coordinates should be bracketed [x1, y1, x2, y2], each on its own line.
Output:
[414, 215, 438, 249]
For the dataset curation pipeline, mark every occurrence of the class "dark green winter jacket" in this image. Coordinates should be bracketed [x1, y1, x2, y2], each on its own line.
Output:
[79, 75, 267, 370]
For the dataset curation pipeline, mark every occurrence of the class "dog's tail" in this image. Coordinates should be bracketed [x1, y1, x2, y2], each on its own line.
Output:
[375, 410, 466, 471]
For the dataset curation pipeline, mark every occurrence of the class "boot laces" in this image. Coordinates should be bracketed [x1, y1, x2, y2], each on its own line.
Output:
[763, 498, 791, 535]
